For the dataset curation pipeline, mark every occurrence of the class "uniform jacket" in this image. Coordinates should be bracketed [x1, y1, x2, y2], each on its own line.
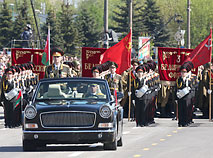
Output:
[45, 64, 71, 78]
[105, 73, 123, 93]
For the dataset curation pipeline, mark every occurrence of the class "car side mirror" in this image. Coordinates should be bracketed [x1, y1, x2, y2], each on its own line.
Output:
[29, 101, 32, 105]
[110, 95, 115, 102]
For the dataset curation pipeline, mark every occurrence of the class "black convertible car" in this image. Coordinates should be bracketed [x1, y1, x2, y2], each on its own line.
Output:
[22, 77, 123, 151]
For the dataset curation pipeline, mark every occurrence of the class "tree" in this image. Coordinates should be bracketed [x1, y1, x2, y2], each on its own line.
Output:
[12, 0, 32, 47]
[76, 7, 101, 47]
[41, 8, 64, 49]
[0, 2, 13, 49]
[58, 4, 79, 55]
[142, 0, 170, 47]
[112, 0, 143, 49]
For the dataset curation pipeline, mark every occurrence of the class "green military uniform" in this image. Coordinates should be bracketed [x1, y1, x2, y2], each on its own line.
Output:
[45, 64, 71, 78]
[105, 73, 123, 94]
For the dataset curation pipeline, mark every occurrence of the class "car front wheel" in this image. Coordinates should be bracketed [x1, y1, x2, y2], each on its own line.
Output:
[117, 136, 123, 147]
[23, 140, 37, 151]
[103, 132, 117, 150]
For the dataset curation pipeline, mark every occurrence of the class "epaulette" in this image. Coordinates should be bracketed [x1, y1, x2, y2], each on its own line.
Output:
[97, 93, 104, 95]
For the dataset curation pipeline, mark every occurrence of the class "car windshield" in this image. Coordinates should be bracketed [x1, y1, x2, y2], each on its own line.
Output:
[35, 80, 109, 101]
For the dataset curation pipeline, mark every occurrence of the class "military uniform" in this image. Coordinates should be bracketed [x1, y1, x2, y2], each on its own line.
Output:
[105, 73, 123, 94]
[132, 66, 146, 126]
[45, 47, 72, 78]
[1, 68, 18, 128]
[45, 64, 71, 78]
[104, 62, 123, 94]
[176, 72, 192, 127]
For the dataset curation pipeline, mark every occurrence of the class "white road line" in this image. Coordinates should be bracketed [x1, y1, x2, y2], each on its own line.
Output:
[68, 152, 84, 157]
[89, 144, 98, 148]
[132, 127, 139, 129]
[123, 131, 130, 134]
[89, 143, 102, 148]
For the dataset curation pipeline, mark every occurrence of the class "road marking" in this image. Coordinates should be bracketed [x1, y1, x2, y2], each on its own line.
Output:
[0, 128, 6, 130]
[143, 148, 150, 151]
[173, 130, 178, 133]
[152, 143, 158, 146]
[160, 139, 165, 141]
[89, 144, 98, 148]
[68, 152, 84, 157]
[123, 131, 130, 135]
[167, 134, 172, 137]
[132, 127, 139, 129]
[177, 127, 182, 130]
[89, 143, 102, 148]
[134, 155, 141, 157]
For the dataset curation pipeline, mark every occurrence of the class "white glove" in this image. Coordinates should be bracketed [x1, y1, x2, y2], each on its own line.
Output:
[132, 100, 135, 105]
[208, 89, 212, 94]
[128, 92, 132, 96]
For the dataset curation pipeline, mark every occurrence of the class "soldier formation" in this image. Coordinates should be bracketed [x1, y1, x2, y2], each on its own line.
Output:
[1, 46, 213, 129]
[0, 62, 38, 128]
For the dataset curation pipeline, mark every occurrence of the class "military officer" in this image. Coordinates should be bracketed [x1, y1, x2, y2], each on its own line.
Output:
[91, 66, 102, 79]
[1, 68, 17, 128]
[45, 47, 72, 78]
[83, 83, 104, 98]
[132, 65, 146, 126]
[176, 65, 192, 127]
[104, 61, 123, 94]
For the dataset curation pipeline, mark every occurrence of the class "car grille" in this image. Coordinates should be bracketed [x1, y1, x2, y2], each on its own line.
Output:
[40, 112, 96, 128]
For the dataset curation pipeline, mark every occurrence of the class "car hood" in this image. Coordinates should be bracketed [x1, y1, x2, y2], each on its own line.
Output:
[34, 100, 109, 112]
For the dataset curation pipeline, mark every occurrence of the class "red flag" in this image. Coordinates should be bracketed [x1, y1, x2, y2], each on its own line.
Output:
[100, 30, 132, 74]
[183, 29, 212, 69]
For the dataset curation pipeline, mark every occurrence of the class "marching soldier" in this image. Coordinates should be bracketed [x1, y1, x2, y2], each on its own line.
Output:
[176, 66, 192, 127]
[1, 68, 18, 128]
[104, 61, 123, 94]
[133, 65, 147, 126]
[45, 47, 72, 78]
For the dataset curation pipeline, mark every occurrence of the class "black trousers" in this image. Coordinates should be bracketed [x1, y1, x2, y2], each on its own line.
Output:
[135, 99, 145, 126]
[178, 99, 188, 126]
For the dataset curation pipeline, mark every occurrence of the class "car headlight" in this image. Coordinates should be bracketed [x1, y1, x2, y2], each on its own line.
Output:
[99, 105, 112, 118]
[24, 106, 37, 119]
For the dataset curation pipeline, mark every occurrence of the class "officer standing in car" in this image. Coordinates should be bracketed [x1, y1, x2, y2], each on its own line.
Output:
[45, 47, 72, 78]
[104, 61, 123, 94]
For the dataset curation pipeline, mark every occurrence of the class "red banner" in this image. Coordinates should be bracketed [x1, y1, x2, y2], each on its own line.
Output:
[11, 48, 46, 79]
[82, 47, 107, 77]
[158, 47, 197, 81]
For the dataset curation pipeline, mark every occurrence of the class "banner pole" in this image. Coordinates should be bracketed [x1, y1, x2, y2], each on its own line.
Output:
[209, 27, 212, 121]
[209, 62, 211, 121]
[128, 70, 131, 121]
[48, 24, 50, 65]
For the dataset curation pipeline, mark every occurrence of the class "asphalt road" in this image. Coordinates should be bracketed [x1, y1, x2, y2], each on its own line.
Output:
[0, 107, 213, 158]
